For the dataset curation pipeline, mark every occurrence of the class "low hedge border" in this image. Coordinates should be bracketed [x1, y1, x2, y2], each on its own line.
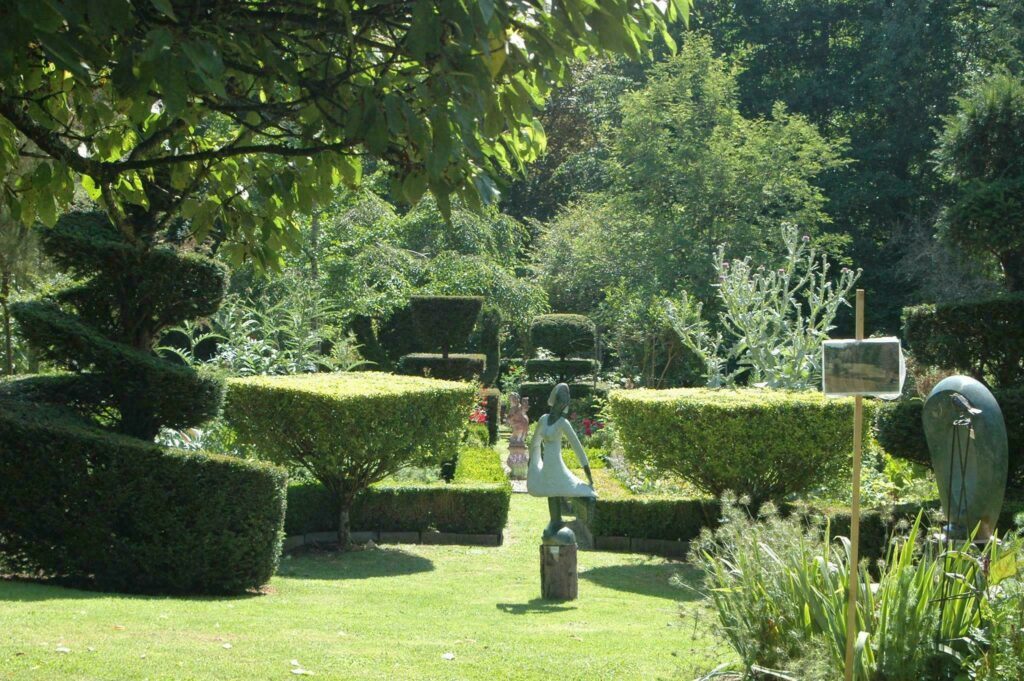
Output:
[284, 446, 511, 541]
[0, 400, 287, 594]
[590, 494, 1024, 562]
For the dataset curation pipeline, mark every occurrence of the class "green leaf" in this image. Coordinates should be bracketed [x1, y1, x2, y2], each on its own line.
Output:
[81, 175, 103, 201]
[150, 0, 177, 21]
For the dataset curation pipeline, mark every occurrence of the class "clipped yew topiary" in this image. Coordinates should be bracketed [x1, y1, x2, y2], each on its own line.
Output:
[903, 295, 1024, 388]
[525, 358, 598, 382]
[0, 211, 287, 594]
[397, 353, 486, 381]
[224, 372, 477, 547]
[609, 388, 858, 504]
[409, 295, 484, 358]
[530, 313, 595, 359]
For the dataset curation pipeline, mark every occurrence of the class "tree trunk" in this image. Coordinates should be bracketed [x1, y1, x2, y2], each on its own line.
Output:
[309, 211, 321, 281]
[1, 270, 12, 376]
[338, 507, 351, 550]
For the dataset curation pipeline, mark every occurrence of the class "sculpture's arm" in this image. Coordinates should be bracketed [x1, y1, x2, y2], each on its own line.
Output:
[529, 419, 543, 461]
[563, 420, 594, 486]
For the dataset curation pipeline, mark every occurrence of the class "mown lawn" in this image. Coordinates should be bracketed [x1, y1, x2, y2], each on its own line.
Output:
[1, 492, 730, 680]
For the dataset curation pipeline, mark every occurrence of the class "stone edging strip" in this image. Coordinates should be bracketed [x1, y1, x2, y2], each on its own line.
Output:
[284, 530, 503, 551]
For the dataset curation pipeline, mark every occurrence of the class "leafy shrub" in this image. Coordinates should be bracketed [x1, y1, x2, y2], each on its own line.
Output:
[876, 388, 1024, 488]
[0, 400, 287, 594]
[530, 313, 595, 359]
[409, 295, 483, 357]
[693, 500, 1024, 680]
[396, 352, 486, 381]
[665, 224, 860, 390]
[224, 372, 476, 546]
[524, 358, 597, 382]
[609, 388, 858, 504]
[284, 446, 511, 536]
[903, 295, 1024, 388]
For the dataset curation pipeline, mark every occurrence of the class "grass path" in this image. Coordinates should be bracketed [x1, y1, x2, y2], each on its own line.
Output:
[1, 492, 728, 680]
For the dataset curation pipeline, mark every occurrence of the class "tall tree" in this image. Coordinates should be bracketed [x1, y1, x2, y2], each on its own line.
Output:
[935, 72, 1024, 291]
[0, 0, 690, 265]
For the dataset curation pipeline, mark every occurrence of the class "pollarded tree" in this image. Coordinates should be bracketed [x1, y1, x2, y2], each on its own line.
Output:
[0, 0, 691, 267]
[935, 72, 1024, 291]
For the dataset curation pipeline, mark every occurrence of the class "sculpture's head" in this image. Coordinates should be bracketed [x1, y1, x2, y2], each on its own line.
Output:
[548, 383, 571, 420]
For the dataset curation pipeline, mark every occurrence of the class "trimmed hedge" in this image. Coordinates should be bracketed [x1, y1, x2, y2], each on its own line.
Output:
[530, 313, 595, 359]
[609, 388, 860, 504]
[525, 358, 597, 382]
[284, 447, 511, 536]
[594, 497, 720, 542]
[592, 493, 1024, 562]
[410, 295, 483, 357]
[479, 306, 502, 387]
[876, 388, 1024, 488]
[518, 381, 605, 421]
[397, 353, 486, 381]
[224, 372, 477, 543]
[0, 400, 287, 594]
[903, 295, 1024, 388]
[873, 398, 930, 466]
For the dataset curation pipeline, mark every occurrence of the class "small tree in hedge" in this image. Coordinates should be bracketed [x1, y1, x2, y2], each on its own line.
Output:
[225, 372, 476, 548]
[8, 210, 227, 439]
[936, 73, 1024, 291]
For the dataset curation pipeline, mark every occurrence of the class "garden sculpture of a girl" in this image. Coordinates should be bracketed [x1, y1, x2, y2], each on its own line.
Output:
[528, 383, 597, 545]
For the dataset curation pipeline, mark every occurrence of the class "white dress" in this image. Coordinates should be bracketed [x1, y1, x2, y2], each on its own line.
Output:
[527, 415, 598, 498]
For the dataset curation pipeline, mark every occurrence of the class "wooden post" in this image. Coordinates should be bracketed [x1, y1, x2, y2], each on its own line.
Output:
[540, 544, 578, 601]
[844, 289, 865, 681]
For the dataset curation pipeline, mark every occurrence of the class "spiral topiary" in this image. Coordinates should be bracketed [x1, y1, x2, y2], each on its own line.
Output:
[8, 210, 227, 439]
[0, 212, 286, 595]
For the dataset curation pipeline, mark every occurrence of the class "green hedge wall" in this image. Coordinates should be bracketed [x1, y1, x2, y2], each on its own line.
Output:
[875, 388, 1024, 488]
[396, 353, 486, 381]
[593, 497, 721, 542]
[0, 400, 287, 594]
[609, 388, 861, 504]
[592, 494, 1024, 562]
[530, 313, 595, 359]
[525, 358, 597, 382]
[285, 447, 511, 536]
[903, 295, 1024, 388]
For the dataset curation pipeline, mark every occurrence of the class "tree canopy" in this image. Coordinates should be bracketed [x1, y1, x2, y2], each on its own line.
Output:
[0, 0, 689, 264]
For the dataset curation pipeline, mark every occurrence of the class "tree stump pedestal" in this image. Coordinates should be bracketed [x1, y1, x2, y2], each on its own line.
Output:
[540, 543, 578, 601]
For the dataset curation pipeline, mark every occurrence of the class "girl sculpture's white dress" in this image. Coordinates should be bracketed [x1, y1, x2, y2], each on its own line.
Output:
[527, 414, 598, 498]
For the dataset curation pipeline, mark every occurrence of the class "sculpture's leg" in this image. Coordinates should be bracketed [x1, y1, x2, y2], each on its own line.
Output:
[543, 497, 563, 540]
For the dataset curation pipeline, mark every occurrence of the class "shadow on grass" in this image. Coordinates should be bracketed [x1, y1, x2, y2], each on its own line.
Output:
[277, 548, 434, 580]
[496, 598, 577, 615]
[0, 576, 265, 602]
[579, 562, 705, 602]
